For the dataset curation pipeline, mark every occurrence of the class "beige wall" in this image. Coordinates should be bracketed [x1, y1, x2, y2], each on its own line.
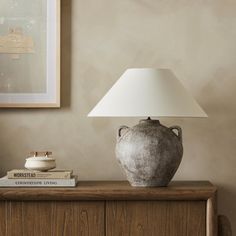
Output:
[0, 0, 235, 232]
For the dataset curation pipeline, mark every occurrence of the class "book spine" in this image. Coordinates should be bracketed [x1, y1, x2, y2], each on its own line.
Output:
[7, 171, 71, 179]
[0, 178, 77, 187]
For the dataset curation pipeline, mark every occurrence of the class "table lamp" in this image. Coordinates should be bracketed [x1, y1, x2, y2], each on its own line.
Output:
[88, 68, 207, 187]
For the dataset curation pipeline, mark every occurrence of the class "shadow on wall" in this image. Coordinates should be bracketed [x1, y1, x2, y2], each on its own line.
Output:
[199, 69, 236, 233]
[218, 184, 236, 227]
[202, 69, 236, 116]
[61, 0, 72, 108]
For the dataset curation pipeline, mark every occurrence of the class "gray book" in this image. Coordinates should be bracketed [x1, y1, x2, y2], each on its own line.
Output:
[0, 175, 78, 187]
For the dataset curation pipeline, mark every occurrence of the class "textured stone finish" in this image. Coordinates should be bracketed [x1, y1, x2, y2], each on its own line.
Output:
[116, 119, 183, 187]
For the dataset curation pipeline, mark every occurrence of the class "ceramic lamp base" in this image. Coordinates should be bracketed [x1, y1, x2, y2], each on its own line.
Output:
[116, 118, 183, 187]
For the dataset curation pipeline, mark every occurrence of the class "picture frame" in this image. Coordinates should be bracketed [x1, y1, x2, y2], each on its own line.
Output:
[0, 0, 60, 108]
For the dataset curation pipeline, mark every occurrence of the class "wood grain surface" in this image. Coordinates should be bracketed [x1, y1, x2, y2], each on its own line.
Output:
[0, 181, 217, 236]
[0, 181, 216, 201]
[0, 202, 6, 236]
[0, 201, 104, 236]
[106, 200, 206, 236]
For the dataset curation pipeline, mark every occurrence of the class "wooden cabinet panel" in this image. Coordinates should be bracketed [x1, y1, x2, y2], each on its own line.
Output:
[0, 202, 6, 236]
[0, 181, 217, 236]
[1, 201, 104, 236]
[6, 201, 52, 236]
[51, 201, 104, 236]
[106, 201, 206, 236]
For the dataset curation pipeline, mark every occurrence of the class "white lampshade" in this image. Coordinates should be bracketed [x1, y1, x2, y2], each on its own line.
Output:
[88, 68, 207, 117]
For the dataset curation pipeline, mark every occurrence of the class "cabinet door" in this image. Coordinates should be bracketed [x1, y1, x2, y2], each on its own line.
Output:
[0, 201, 104, 236]
[106, 201, 206, 236]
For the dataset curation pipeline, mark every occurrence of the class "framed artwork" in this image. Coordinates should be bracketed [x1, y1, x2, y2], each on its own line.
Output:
[0, 0, 60, 108]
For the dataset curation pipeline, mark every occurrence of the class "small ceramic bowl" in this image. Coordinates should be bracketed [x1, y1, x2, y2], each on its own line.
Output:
[25, 156, 56, 171]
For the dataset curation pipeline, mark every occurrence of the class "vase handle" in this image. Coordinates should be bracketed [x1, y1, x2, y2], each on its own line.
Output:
[117, 126, 129, 140]
[169, 126, 182, 143]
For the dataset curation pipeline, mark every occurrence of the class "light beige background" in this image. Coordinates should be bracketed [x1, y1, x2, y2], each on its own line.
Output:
[0, 0, 235, 232]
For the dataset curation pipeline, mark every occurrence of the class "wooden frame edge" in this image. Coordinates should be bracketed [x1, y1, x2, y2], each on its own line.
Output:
[56, 0, 61, 108]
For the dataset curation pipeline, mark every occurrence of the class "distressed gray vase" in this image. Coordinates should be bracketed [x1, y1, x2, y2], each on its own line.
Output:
[116, 118, 183, 187]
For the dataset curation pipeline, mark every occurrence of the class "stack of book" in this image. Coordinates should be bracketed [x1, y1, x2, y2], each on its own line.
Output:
[0, 169, 77, 187]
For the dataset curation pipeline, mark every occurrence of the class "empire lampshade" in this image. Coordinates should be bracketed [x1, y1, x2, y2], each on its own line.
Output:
[88, 68, 207, 118]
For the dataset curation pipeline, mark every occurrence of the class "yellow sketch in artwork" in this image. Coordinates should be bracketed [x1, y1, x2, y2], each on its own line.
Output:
[0, 27, 35, 58]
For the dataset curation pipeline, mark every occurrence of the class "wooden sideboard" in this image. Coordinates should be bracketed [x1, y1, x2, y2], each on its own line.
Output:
[0, 181, 217, 236]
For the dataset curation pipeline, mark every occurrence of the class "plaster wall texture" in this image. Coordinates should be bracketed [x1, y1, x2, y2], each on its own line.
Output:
[0, 0, 235, 232]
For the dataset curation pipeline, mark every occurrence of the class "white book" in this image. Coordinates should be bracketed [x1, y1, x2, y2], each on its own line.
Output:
[0, 175, 78, 187]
